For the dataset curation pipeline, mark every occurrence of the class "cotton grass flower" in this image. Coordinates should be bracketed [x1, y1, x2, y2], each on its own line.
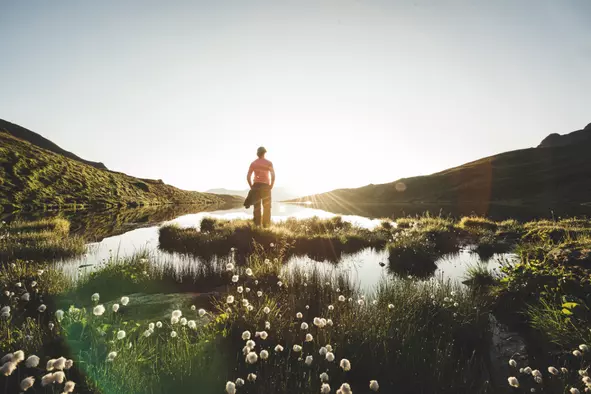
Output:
[548, 366, 559, 375]
[326, 352, 335, 362]
[93, 305, 105, 316]
[574, 350, 583, 357]
[306, 333, 314, 342]
[340, 358, 351, 371]
[246, 268, 253, 276]
[320, 372, 329, 382]
[257, 291, 263, 297]
[338, 383, 352, 394]
[263, 306, 271, 314]
[198, 308, 206, 317]
[53, 371, 65, 383]
[64, 380, 76, 393]
[246, 340, 256, 348]
[37, 304, 47, 312]
[369, 380, 379, 391]
[265, 321, 271, 329]
[328, 305, 334, 311]
[247, 373, 257, 382]
[232, 275, 239, 283]
[22, 292, 30, 301]
[144, 329, 153, 337]
[237, 286, 243, 293]
[305, 355, 313, 365]
[524, 367, 532, 374]
[246, 351, 258, 364]
[91, 293, 100, 302]
[20, 376, 35, 391]
[339, 295, 346, 302]
[25, 355, 39, 368]
[508, 377, 519, 388]
[41, 372, 54, 386]
[172, 310, 182, 319]
[1, 361, 16, 376]
[227, 295, 235, 304]
[321, 383, 331, 393]
[580, 344, 589, 352]
[156, 321, 162, 328]
[301, 322, 309, 330]
[570, 389, 581, 394]
[170, 331, 177, 338]
[259, 331, 268, 340]
[579, 369, 589, 377]
[509, 359, 517, 367]
[296, 312, 303, 319]
[260, 350, 269, 360]
[226, 263, 234, 271]
[46, 359, 56, 371]
[117, 330, 126, 340]
[242, 331, 251, 340]
[121, 296, 129, 305]
[235, 378, 244, 387]
[55, 309, 64, 321]
[242, 299, 249, 307]
[225, 381, 236, 394]
[319, 347, 328, 356]
[13, 350, 24, 363]
[274, 344, 284, 352]
[188, 320, 197, 329]
[65, 359, 73, 370]
[112, 303, 120, 312]
[171, 316, 179, 324]
[180, 317, 188, 325]
[293, 345, 302, 352]
[53, 357, 66, 370]
[107, 351, 117, 361]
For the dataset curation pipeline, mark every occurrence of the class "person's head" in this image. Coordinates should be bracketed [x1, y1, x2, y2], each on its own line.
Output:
[257, 146, 267, 158]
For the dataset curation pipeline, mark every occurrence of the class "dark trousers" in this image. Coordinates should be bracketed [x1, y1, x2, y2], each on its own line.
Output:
[251, 183, 272, 227]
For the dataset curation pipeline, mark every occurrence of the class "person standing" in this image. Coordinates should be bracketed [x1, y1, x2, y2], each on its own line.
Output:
[246, 146, 275, 227]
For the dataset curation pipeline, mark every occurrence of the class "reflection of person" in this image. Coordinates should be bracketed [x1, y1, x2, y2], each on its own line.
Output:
[245, 146, 275, 227]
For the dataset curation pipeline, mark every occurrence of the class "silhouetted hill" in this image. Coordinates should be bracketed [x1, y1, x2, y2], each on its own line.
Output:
[291, 123, 591, 216]
[538, 122, 591, 148]
[0, 131, 241, 212]
[206, 187, 299, 202]
[0, 118, 108, 170]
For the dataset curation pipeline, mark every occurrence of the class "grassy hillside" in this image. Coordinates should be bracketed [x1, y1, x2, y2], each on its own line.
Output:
[0, 118, 108, 170]
[0, 132, 240, 212]
[292, 139, 591, 214]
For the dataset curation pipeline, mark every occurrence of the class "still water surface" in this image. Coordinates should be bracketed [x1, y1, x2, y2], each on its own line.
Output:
[57, 204, 514, 291]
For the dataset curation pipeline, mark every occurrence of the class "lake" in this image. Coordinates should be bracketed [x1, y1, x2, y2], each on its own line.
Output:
[23, 203, 516, 292]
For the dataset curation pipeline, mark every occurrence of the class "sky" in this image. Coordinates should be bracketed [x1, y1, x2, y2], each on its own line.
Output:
[1, 0, 590, 196]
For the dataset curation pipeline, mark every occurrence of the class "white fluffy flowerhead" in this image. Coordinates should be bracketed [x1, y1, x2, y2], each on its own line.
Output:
[227, 295, 235, 304]
[305, 333, 313, 342]
[25, 355, 40, 368]
[171, 316, 179, 324]
[170, 331, 177, 338]
[305, 355, 313, 365]
[242, 331, 251, 340]
[225, 381, 236, 394]
[198, 308, 206, 317]
[370, 380, 379, 391]
[548, 366, 559, 375]
[1, 361, 16, 376]
[293, 345, 302, 352]
[117, 330, 126, 340]
[171, 310, 182, 319]
[37, 304, 47, 312]
[321, 383, 331, 393]
[246, 351, 258, 364]
[91, 293, 100, 302]
[112, 304, 120, 313]
[340, 358, 351, 371]
[180, 317, 188, 325]
[339, 295, 346, 302]
[246, 340, 256, 348]
[247, 373, 257, 382]
[232, 275, 239, 283]
[237, 286, 243, 294]
[107, 351, 117, 361]
[320, 372, 329, 382]
[121, 296, 129, 306]
[259, 331, 268, 340]
[339, 383, 352, 394]
[260, 350, 269, 359]
[257, 291, 263, 297]
[580, 344, 589, 352]
[53, 371, 65, 383]
[93, 305, 105, 316]
[328, 305, 334, 311]
[64, 380, 76, 393]
[188, 320, 197, 329]
[156, 321, 162, 328]
[13, 350, 24, 363]
[55, 310, 64, 321]
[20, 376, 35, 391]
[263, 306, 271, 314]
[41, 373, 54, 386]
[235, 378, 244, 386]
[326, 352, 335, 362]
[246, 268, 253, 276]
[313, 317, 322, 326]
[274, 344, 284, 352]
[53, 357, 66, 370]
[509, 359, 517, 367]
[508, 377, 519, 388]
[296, 312, 303, 319]
[301, 322, 309, 330]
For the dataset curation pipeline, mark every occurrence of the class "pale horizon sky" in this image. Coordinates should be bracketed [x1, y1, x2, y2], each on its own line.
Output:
[1, 0, 590, 195]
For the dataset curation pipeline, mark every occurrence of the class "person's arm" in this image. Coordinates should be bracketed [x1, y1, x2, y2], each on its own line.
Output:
[247, 164, 254, 188]
[269, 165, 275, 189]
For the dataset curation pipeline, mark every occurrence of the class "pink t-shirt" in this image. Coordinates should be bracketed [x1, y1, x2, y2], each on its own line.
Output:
[248, 158, 273, 185]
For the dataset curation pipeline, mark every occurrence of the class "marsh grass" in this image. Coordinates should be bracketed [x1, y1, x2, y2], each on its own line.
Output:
[0, 218, 86, 262]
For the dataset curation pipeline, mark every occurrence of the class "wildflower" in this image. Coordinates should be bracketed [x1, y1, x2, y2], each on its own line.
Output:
[55, 310, 64, 321]
[171, 316, 179, 324]
[306, 333, 314, 342]
[181, 317, 188, 326]
[275, 344, 284, 352]
[93, 305, 105, 316]
[580, 369, 589, 377]
[246, 351, 258, 364]
[65, 359, 73, 370]
[53, 357, 66, 370]
[156, 321, 162, 328]
[48, 322, 54, 330]
[20, 376, 35, 391]
[22, 293, 30, 302]
[327, 319, 333, 326]
[524, 367, 533, 374]
[107, 351, 117, 361]
[246, 268, 253, 276]
[388, 304, 394, 310]
[171, 309, 182, 319]
[339, 295, 346, 302]
[235, 378, 244, 386]
[320, 372, 329, 382]
[53, 371, 65, 383]
[562, 368, 569, 374]
[277, 281, 283, 287]
[358, 299, 364, 306]
[319, 347, 328, 356]
[293, 345, 302, 352]
[226, 263, 234, 271]
[581, 344, 589, 352]
[320, 318, 327, 327]
[306, 305, 310, 309]
[583, 377, 591, 385]
[170, 331, 177, 338]
[532, 369, 542, 378]
[46, 359, 56, 370]
[571, 389, 581, 394]
[242, 331, 251, 340]
[25, 355, 40, 368]
[144, 329, 152, 337]
[41, 372, 54, 386]
[270, 242, 275, 247]
[13, 350, 24, 363]
[260, 350, 269, 360]
[247, 305, 254, 311]
[255, 280, 259, 285]
[321, 383, 331, 393]
[226, 381, 236, 394]
[257, 291, 263, 297]
[112, 303, 120, 312]
[340, 358, 351, 371]
[301, 322, 309, 330]
[263, 306, 271, 314]
[370, 380, 379, 391]
[190, 305, 196, 311]
[326, 352, 335, 362]
[237, 286, 244, 293]
[260, 331, 268, 340]
[37, 304, 47, 312]
[247, 373, 257, 382]
[227, 295, 235, 304]
[1, 361, 16, 376]
[121, 296, 129, 306]
[372, 300, 378, 305]
[339, 383, 352, 394]
[574, 350, 583, 357]
[243, 346, 251, 355]
[508, 377, 519, 388]
[16, 282, 22, 287]
[116, 330, 126, 340]
[508, 358, 517, 367]
[265, 321, 271, 329]
[328, 305, 334, 311]
[242, 299, 249, 307]
[297, 312, 303, 319]
[38, 269, 44, 275]
[232, 275, 239, 283]
[91, 293, 100, 302]
[64, 381, 76, 393]
[246, 339, 256, 348]
[314, 317, 322, 326]
[548, 366, 559, 375]
[305, 355, 313, 365]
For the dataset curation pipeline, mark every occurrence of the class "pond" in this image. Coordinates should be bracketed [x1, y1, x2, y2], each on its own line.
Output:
[46, 203, 516, 292]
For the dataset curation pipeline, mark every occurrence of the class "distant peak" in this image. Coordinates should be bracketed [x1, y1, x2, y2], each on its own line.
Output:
[538, 123, 591, 148]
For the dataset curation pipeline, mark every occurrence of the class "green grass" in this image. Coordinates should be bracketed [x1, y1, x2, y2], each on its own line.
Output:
[0, 132, 240, 211]
[0, 218, 86, 262]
